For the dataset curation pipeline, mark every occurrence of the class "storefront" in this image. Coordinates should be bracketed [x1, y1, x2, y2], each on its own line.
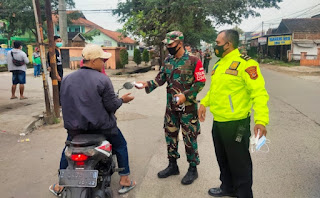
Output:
[267, 34, 292, 61]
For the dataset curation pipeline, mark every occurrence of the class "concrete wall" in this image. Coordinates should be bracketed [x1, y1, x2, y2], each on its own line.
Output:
[292, 43, 319, 60]
[292, 32, 320, 60]
[300, 49, 320, 66]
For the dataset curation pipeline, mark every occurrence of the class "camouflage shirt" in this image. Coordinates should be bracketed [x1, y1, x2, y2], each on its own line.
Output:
[146, 50, 206, 107]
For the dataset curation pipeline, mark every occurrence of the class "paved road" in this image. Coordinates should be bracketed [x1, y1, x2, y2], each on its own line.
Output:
[0, 62, 319, 198]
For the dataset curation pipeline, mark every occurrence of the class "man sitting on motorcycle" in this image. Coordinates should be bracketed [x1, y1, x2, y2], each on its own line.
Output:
[49, 44, 136, 196]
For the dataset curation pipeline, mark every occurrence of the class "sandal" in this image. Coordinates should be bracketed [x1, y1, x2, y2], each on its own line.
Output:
[10, 96, 18, 99]
[20, 97, 28, 100]
[118, 180, 136, 194]
[49, 184, 64, 197]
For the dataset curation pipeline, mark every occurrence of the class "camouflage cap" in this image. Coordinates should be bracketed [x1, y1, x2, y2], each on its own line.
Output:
[162, 31, 184, 44]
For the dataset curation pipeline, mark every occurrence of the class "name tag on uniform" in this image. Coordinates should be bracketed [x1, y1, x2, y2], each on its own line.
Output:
[225, 69, 238, 76]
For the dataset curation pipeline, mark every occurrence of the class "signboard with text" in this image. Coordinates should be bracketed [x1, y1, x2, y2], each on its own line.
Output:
[268, 35, 292, 46]
[258, 37, 267, 45]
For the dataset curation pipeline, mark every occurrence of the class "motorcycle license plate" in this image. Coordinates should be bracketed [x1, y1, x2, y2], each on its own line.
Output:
[59, 170, 98, 188]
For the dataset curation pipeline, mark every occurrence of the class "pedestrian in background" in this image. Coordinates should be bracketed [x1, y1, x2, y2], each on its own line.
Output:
[195, 49, 201, 60]
[32, 47, 41, 77]
[184, 43, 192, 55]
[203, 49, 212, 74]
[7, 41, 29, 100]
[136, 31, 206, 185]
[47, 35, 64, 105]
[199, 49, 203, 62]
[198, 29, 269, 198]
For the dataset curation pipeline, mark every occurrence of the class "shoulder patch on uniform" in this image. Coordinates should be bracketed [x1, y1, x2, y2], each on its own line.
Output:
[240, 54, 252, 61]
[229, 61, 240, 70]
[245, 66, 258, 80]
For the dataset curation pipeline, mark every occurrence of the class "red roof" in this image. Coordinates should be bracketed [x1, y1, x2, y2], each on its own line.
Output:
[52, 13, 136, 44]
[98, 28, 136, 44]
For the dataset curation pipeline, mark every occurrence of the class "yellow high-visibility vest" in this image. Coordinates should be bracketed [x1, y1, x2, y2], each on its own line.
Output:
[200, 49, 269, 126]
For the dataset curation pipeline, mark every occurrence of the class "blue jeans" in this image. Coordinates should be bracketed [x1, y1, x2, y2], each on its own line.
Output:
[12, 70, 26, 85]
[59, 128, 130, 176]
[34, 64, 41, 76]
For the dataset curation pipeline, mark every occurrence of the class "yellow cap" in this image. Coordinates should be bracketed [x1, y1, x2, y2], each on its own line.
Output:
[82, 44, 111, 60]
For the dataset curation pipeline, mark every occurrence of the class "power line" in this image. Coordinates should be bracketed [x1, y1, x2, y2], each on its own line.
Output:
[263, 3, 320, 22]
[294, 6, 320, 18]
[247, 2, 320, 33]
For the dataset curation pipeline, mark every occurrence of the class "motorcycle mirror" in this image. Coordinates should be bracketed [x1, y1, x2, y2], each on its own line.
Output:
[123, 82, 134, 90]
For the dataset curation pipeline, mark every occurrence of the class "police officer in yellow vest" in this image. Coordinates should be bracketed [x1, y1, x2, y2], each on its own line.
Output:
[198, 30, 269, 198]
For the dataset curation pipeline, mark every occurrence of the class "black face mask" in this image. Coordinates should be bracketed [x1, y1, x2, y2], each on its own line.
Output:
[167, 43, 181, 55]
[214, 42, 228, 57]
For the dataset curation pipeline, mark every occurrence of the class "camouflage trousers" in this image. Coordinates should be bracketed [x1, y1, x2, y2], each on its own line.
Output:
[164, 105, 201, 166]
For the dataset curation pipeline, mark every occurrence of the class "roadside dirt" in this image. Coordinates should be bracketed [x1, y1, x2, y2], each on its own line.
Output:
[261, 64, 320, 77]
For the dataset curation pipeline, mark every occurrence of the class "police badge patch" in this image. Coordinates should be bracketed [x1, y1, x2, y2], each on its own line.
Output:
[245, 66, 258, 80]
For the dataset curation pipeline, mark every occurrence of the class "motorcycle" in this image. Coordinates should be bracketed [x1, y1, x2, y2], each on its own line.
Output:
[59, 82, 134, 198]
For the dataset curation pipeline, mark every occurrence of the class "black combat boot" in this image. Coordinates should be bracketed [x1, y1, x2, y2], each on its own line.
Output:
[157, 159, 180, 178]
[181, 164, 198, 185]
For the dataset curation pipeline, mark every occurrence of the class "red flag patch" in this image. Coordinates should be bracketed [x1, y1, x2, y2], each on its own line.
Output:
[194, 60, 206, 82]
[245, 66, 258, 80]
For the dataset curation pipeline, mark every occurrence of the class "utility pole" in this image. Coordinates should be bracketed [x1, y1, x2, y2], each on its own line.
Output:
[32, 0, 53, 122]
[59, 0, 68, 46]
[45, 0, 61, 118]
[262, 21, 264, 36]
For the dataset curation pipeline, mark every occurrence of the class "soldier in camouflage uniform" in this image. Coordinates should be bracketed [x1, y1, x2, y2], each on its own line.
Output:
[136, 31, 206, 185]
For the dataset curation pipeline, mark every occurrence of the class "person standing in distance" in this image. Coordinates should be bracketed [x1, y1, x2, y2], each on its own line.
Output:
[7, 41, 29, 100]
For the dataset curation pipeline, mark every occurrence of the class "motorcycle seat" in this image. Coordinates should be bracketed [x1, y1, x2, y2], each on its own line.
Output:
[69, 134, 107, 147]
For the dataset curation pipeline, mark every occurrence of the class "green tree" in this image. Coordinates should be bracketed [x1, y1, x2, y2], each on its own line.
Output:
[120, 48, 129, 68]
[133, 48, 141, 66]
[114, 0, 281, 64]
[82, 29, 100, 41]
[233, 26, 244, 35]
[0, 0, 76, 44]
[142, 49, 149, 65]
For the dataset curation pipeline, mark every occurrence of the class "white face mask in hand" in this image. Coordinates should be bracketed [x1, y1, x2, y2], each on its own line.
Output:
[249, 130, 270, 153]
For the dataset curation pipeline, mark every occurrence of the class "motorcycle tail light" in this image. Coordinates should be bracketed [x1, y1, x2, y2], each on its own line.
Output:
[71, 154, 88, 162]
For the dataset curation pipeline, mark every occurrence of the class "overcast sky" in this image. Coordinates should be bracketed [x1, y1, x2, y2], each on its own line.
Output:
[73, 0, 320, 33]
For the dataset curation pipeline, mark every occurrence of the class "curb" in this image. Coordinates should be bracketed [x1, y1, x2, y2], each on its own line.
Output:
[22, 114, 44, 135]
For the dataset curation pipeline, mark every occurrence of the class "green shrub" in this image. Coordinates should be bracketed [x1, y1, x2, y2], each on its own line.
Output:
[120, 49, 129, 67]
[116, 60, 123, 69]
[142, 49, 149, 65]
[134, 48, 142, 66]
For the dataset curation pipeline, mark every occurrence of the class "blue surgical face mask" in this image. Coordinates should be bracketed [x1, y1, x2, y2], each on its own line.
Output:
[56, 42, 63, 48]
[250, 132, 270, 153]
[256, 135, 266, 150]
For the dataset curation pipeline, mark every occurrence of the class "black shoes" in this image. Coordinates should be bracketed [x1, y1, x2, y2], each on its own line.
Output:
[157, 161, 180, 178]
[181, 165, 198, 185]
[158, 161, 198, 185]
[208, 188, 237, 197]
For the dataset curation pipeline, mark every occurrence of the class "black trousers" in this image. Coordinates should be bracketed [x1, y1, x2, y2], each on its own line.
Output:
[212, 117, 253, 198]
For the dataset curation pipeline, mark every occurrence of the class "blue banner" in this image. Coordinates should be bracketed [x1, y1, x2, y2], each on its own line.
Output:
[0, 48, 12, 65]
